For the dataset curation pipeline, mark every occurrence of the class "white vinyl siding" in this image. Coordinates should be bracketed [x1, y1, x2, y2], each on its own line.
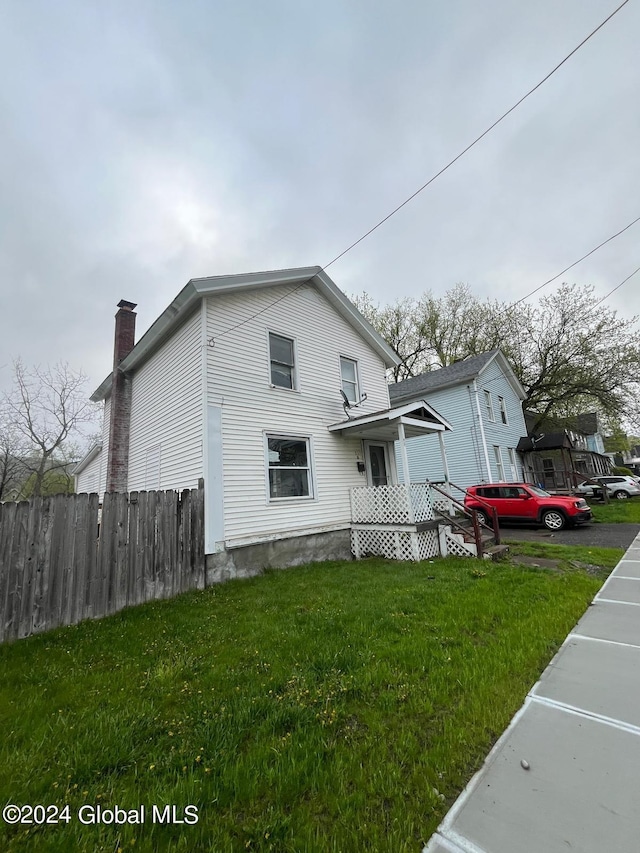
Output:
[144, 445, 161, 490]
[75, 450, 101, 494]
[127, 310, 203, 492]
[205, 283, 390, 544]
[76, 396, 111, 495]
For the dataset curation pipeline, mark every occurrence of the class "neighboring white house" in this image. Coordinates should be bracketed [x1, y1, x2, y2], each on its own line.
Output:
[74, 267, 453, 574]
[388, 350, 528, 494]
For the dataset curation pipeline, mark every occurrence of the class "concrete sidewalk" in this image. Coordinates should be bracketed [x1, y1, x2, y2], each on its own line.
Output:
[424, 531, 640, 853]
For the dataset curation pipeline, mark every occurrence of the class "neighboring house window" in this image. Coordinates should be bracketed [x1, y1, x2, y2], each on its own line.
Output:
[493, 446, 505, 481]
[269, 332, 296, 389]
[266, 435, 313, 500]
[145, 445, 161, 490]
[508, 448, 518, 480]
[498, 396, 508, 424]
[484, 390, 495, 421]
[340, 356, 359, 403]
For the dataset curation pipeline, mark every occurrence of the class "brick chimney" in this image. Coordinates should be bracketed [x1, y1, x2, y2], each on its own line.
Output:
[106, 300, 137, 492]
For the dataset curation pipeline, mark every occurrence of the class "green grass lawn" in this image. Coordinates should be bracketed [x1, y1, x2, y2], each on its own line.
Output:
[0, 554, 612, 853]
[587, 497, 640, 523]
[503, 540, 623, 573]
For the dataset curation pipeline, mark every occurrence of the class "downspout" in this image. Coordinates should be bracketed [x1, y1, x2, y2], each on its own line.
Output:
[472, 379, 493, 482]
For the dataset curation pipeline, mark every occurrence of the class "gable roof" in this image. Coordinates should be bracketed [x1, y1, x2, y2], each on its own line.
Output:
[328, 400, 452, 441]
[91, 267, 400, 401]
[388, 350, 525, 403]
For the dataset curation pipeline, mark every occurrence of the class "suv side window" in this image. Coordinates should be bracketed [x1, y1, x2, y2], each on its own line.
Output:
[501, 487, 521, 498]
[477, 487, 501, 498]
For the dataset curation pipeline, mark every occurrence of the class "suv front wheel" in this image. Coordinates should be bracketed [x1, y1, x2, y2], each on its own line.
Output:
[542, 509, 566, 531]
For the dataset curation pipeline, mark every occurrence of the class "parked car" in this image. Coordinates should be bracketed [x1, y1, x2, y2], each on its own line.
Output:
[464, 483, 592, 531]
[576, 475, 640, 500]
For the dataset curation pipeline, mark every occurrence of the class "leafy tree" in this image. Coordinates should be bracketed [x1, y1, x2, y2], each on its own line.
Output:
[19, 468, 75, 499]
[353, 282, 640, 431]
[2, 360, 98, 497]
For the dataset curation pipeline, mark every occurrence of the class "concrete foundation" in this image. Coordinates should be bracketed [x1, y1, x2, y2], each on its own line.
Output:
[205, 528, 352, 585]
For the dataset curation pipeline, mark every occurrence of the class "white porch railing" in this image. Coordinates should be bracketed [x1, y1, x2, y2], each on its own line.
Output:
[350, 483, 435, 525]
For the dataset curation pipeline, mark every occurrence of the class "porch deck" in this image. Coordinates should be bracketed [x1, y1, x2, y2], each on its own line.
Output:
[350, 483, 478, 561]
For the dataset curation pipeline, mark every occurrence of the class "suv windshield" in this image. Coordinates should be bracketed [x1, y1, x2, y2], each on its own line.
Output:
[527, 485, 552, 497]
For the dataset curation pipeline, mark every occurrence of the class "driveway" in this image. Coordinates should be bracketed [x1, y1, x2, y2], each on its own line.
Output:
[500, 522, 640, 550]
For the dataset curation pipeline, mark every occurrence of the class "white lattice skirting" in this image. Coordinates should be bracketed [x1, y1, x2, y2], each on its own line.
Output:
[351, 527, 439, 561]
[351, 484, 434, 525]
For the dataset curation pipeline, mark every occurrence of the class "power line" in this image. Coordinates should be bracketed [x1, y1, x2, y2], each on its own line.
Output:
[590, 265, 640, 310]
[207, 0, 630, 347]
[496, 213, 640, 316]
[322, 0, 630, 272]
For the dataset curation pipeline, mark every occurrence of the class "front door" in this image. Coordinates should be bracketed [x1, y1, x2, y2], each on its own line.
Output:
[365, 442, 390, 487]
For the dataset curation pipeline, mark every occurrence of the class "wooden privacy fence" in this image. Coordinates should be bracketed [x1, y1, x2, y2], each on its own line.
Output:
[0, 482, 205, 643]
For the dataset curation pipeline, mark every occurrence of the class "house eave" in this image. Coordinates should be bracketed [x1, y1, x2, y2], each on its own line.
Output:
[90, 267, 400, 401]
[72, 442, 103, 476]
[328, 399, 452, 441]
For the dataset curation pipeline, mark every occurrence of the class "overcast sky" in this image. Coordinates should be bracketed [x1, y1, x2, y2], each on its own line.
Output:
[1, 0, 638, 397]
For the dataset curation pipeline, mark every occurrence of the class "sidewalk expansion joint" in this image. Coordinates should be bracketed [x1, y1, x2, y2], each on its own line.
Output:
[569, 632, 640, 651]
[424, 830, 490, 853]
[531, 695, 640, 737]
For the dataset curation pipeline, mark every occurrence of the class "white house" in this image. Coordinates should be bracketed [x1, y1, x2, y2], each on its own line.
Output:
[74, 267, 454, 575]
[389, 350, 528, 495]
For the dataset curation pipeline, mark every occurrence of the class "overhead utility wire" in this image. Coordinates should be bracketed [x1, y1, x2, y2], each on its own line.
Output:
[591, 265, 640, 310]
[208, 0, 630, 347]
[495, 213, 640, 316]
[322, 0, 630, 272]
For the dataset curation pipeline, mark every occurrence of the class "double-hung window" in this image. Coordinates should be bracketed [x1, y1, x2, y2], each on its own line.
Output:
[340, 356, 359, 403]
[266, 435, 313, 500]
[498, 396, 508, 424]
[484, 390, 495, 422]
[493, 445, 505, 481]
[508, 448, 518, 480]
[269, 332, 296, 389]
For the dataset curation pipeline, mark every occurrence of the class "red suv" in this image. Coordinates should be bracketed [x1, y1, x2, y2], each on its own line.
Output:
[464, 483, 592, 531]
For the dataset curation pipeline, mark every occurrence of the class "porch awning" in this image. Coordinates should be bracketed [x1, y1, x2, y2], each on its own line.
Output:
[327, 400, 452, 442]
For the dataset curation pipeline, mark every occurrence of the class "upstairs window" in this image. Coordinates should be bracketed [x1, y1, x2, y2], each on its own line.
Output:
[498, 396, 508, 424]
[484, 390, 495, 422]
[340, 356, 359, 403]
[266, 435, 313, 500]
[269, 333, 295, 389]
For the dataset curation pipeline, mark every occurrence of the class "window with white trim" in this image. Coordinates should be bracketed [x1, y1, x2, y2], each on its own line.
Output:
[493, 445, 505, 481]
[508, 447, 518, 480]
[266, 435, 313, 500]
[269, 332, 296, 389]
[340, 356, 359, 403]
[498, 396, 508, 424]
[484, 390, 495, 421]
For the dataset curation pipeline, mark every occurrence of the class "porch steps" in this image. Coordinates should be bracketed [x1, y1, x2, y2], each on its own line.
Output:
[484, 543, 510, 561]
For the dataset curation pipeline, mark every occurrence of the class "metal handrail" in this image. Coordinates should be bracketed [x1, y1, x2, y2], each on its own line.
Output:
[428, 480, 501, 546]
